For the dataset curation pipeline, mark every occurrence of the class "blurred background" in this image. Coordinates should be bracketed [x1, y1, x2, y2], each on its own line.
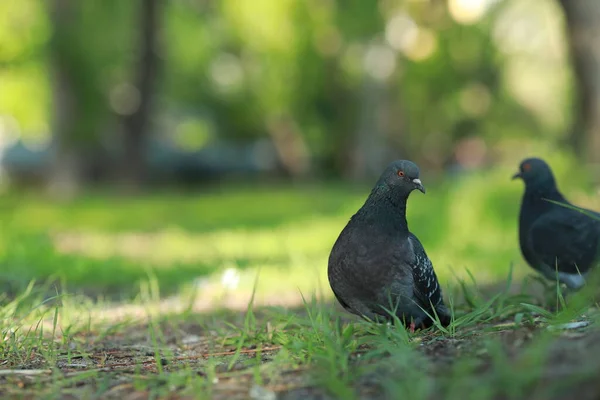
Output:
[1, 0, 600, 313]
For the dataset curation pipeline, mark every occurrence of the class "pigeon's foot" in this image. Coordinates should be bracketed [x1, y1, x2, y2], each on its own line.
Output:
[409, 321, 416, 333]
[543, 283, 574, 312]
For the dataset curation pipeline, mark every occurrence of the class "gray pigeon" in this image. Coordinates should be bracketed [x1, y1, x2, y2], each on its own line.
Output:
[328, 160, 451, 330]
[513, 157, 600, 289]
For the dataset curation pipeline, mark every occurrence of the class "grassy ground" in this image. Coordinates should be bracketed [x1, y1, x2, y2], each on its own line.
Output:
[1, 173, 600, 399]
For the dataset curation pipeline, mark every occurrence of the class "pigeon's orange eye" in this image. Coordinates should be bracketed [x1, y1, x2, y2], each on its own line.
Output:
[398, 170, 405, 177]
[523, 163, 531, 172]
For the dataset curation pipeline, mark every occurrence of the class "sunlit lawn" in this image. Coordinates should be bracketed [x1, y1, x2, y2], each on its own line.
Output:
[1, 170, 531, 303]
[3, 155, 600, 309]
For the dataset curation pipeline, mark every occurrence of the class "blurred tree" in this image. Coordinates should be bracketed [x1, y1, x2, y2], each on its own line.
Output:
[0, 0, 574, 187]
[120, 0, 162, 188]
[47, 0, 136, 195]
[48, 0, 93, 196]
[558, 0, 600, 168]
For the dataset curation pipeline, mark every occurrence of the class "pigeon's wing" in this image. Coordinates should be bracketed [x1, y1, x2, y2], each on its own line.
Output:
[407, 234, 445, 311]
[528, 209, 600, 275]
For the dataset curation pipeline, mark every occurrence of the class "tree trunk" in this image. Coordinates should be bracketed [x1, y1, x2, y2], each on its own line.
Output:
[558, 0, 600, 174]
[266, 115, 311, 178]
[47, 0, 83, 199]
[350, 75, 394, 181]
[120, 0, 162, 189]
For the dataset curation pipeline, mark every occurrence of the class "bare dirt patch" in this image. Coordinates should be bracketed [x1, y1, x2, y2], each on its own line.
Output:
[2, 308, 600, 400]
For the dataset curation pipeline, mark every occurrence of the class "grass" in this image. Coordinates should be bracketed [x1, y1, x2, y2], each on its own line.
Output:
[1, 274, 599, 399]
[1, 172, 600, 399]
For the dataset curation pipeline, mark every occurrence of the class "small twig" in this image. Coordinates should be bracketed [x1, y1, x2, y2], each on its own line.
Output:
[187, 345, 282, 359]
[0, 369, 52, 376]
[105, 345, 283, 368]
[209, 365, 312, 381]
[62, 367, 112, 376]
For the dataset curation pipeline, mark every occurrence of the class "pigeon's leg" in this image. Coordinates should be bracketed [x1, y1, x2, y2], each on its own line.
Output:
[434, 304, 452, 327]
[346, 300, 381, 323]
[543, 281, 574, 311]
[409, 321, 416, 333]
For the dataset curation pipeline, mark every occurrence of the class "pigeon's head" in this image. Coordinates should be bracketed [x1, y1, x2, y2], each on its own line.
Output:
[376, 160, 425, 195]
[512, 158, 556, 188]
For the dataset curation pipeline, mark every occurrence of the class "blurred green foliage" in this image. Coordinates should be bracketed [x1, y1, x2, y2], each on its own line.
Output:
[0, 0, 573, 174]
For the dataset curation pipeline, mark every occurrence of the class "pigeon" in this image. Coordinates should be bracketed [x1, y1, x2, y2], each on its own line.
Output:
[328, 160, 451, 330]
[513, 157, 600, 290]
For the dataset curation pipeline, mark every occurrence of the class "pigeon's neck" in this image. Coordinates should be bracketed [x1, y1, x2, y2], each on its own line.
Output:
[524, 183, 566, 206]
[521, 183, 568, 222]
[364, 185, 410, 233]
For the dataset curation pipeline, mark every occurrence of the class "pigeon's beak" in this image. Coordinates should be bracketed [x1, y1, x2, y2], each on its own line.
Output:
[511, 172, 522, 180]
[412, 178, 426, 193]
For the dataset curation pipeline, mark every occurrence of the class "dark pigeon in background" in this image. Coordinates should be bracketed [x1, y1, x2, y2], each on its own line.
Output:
[513, 157, 600, 290]
[328, 160, 451, 331]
